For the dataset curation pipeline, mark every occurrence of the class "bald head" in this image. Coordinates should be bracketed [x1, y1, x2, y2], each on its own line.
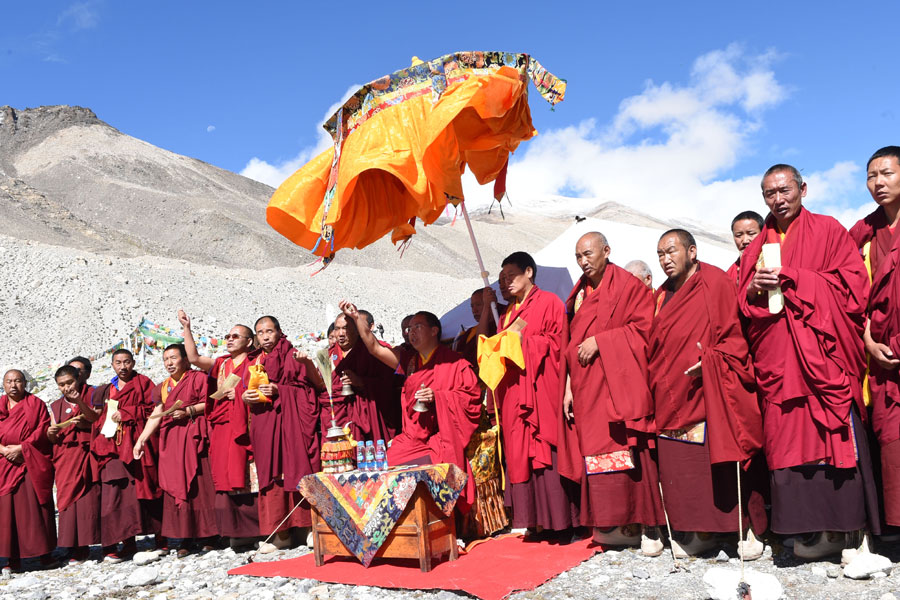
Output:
[574, 231, 611, 285]
[2, 369, 26, 401]
[624, 260, 653, 288]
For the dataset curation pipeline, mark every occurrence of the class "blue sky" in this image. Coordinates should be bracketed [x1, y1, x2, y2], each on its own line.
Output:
[2, 1, 896, 228]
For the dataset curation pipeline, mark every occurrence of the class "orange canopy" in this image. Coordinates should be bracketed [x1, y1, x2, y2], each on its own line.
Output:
[266, 51, 566, 263]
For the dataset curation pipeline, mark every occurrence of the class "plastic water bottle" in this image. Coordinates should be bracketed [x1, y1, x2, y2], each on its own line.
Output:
[375, 439, 387, 470]
[356, 441, 365, 471]
[364, 440, 376, 472]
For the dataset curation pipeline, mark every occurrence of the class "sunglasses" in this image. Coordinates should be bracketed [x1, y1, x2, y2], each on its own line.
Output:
[224, 334, 250, 341]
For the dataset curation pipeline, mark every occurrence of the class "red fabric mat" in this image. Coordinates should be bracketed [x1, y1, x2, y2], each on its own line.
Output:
[228, 535, 599, 600]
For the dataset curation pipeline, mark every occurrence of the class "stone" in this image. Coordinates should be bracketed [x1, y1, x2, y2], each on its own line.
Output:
[133, 551, 161, 566]
[826, 566, 841, 579]
[715, 550, 729, 562]
[702, 567, 783, 600]
[309, 585, 329, 598]
[153, 595, 168, 600]
[632, 567, 650, 580]
[126, 566, 160, 587]
[590, 575, 611, 585]
[879, 594, 897, 600]
[810, 566, 827, 577]
[7, 576, 41, 590]
[843, 552, 892, 580]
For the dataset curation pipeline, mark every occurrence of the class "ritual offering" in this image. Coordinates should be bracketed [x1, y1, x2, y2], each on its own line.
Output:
[247, 363, 271, 403]
[320, 420, 356, 474]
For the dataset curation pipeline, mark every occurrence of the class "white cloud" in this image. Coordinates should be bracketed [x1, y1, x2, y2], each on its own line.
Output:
[206, 125, 216, 133]
[58, 2, 99, 31]
[240, 84, 360, 188]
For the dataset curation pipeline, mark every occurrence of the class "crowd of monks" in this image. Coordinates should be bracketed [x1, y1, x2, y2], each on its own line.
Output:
[1, 149, 900, 574]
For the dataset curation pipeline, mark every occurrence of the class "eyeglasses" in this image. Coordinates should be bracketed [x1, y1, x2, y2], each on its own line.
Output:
[224, 334, 250, 341]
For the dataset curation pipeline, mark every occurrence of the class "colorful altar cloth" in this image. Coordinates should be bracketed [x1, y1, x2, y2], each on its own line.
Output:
[298, 464, 467, 567]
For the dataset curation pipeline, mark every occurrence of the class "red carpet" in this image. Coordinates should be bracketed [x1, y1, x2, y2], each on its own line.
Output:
[228, 535, 599, 600]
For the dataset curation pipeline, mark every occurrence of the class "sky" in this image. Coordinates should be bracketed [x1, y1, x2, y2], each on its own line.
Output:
[2, 1, 897, 231]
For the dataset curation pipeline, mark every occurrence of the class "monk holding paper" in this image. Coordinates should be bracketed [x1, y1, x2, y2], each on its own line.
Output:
[739, 164, 879, 559]
[850, 147, 900, 527]
[135, 344, 217, 556]
[179, 311, 260, 544]
[649, 229, 767, 559]
[91, 349, 161, 562]
[48, 365, 100, 564]
[244, 316, 321, 549]
[477, 251, 579, 542]
[0, 370, 57, 571]
[557, 232, 664, 554]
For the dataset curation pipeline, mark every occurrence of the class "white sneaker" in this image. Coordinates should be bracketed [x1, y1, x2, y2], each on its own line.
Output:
[640, 527, 664, 557]
[671, 532, 717, 558]
[592, 524, 641, 547]
[794, 531, 845, 560]
[737, 528, 764, 561]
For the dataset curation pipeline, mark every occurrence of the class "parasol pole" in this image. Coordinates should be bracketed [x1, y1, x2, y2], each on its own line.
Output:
[460, 201, 501, 327]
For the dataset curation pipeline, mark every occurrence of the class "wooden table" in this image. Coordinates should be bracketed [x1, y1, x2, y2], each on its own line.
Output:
[311, 483, 459, 572]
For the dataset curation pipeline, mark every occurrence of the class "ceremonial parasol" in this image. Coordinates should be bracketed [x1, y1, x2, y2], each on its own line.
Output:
[266, 51, 566, 307]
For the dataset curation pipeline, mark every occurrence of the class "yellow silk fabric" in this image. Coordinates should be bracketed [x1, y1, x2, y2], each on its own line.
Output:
[476, 329, 525, 391]
[247, 363, 271, 403]
[267, 66, 535, 254]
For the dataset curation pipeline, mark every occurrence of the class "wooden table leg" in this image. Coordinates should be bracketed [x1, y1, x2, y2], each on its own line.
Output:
[415, 491, 432, 572]
[449, 509, 459, 561]
[312, 508, 324, 567]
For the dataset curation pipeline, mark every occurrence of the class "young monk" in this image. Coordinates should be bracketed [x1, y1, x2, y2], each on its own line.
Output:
[135, 344, 217, 557]
[91, 350, 161, 562]
[0, 370, 57, 572]
[48, 365, 100, 564]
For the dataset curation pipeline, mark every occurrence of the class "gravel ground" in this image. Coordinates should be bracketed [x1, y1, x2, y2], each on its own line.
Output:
[4, 534, 900, 600]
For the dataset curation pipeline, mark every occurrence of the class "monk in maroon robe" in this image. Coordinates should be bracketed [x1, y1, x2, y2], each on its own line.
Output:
[0, 370, 56, 571]
[244, 316, 321, 550]
[340, 302, 482, 506]
[179, 311, 260, 544]
[850, 147, 900, 527]
[739, 163, 880, 560]
[318, 314, 392, 443]
[557, 233, 664, 554]
[91, 349, 161, 561]
[135, 344, 217, 556]
[726, 211, 764, 285]
[49, 365, 100, 563]
[649, 230, 767, 559]
[452, 289, 486, 370]
[478, 252, 579, 540]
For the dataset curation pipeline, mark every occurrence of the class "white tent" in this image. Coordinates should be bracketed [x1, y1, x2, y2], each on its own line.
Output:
[440, 216, 738, 337]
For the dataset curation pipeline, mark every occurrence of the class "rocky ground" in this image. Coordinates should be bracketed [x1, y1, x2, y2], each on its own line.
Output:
[4, 534, 900, 599]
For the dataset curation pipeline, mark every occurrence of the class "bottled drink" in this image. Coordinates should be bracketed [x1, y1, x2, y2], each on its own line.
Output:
[356, 441, 365, 471]
[364, 440, 376, 472]
[375, 439, 386, 470]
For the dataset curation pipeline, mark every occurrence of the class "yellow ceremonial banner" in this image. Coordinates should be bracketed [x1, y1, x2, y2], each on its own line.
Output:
[247, 363, 271, 403]
[477, 328, 525, 391]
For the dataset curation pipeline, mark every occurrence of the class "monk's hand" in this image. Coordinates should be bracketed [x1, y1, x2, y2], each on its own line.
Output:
[47, 424, 62, 442]
[2, 445, 22, 464]
[177, 309, 191, 330]
[258, 383, 278, 399]
[482, 287, 498, 308]
[414, 386, 435, 404]
[867, 340, 900, 370]
[169, 409, 188, 421]
[72, 414, 89, 430]
[684, 342, 703, 378]
[339, 300, 359, 320]
[341, 370, 363, 389]
[293, 349, 309, 362]
[243, 389, 261, 404]
[133, 439, 144, 460]
[577, 336, 599, 366]
[110, 410, 122, 424]
[748, 267, 780, 296]
[563, 389, 574, 422]
[223, 388, 237, 401]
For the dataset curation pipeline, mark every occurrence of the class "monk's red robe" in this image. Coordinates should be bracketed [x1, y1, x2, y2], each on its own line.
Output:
[153, 370, 217, 539]
[851, 209, 900, 525]
[246, 335, 319, 532]
[329, 341, 394, 441]
[557, 264, 663, 527]
[494, 285, 566, 484]
[851, 209, 900, 445]
[92, 374, 159, 499]
[739, 209, 868, 470]
[0, 394, 55, 559]
[51, 392, 100, 548]
[726, 258, 740, 287]
[649, 263, 765, 533]
[207, 353, 256, 493]
[388, 345, 482, 507]
[455, 326, 480, 370]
